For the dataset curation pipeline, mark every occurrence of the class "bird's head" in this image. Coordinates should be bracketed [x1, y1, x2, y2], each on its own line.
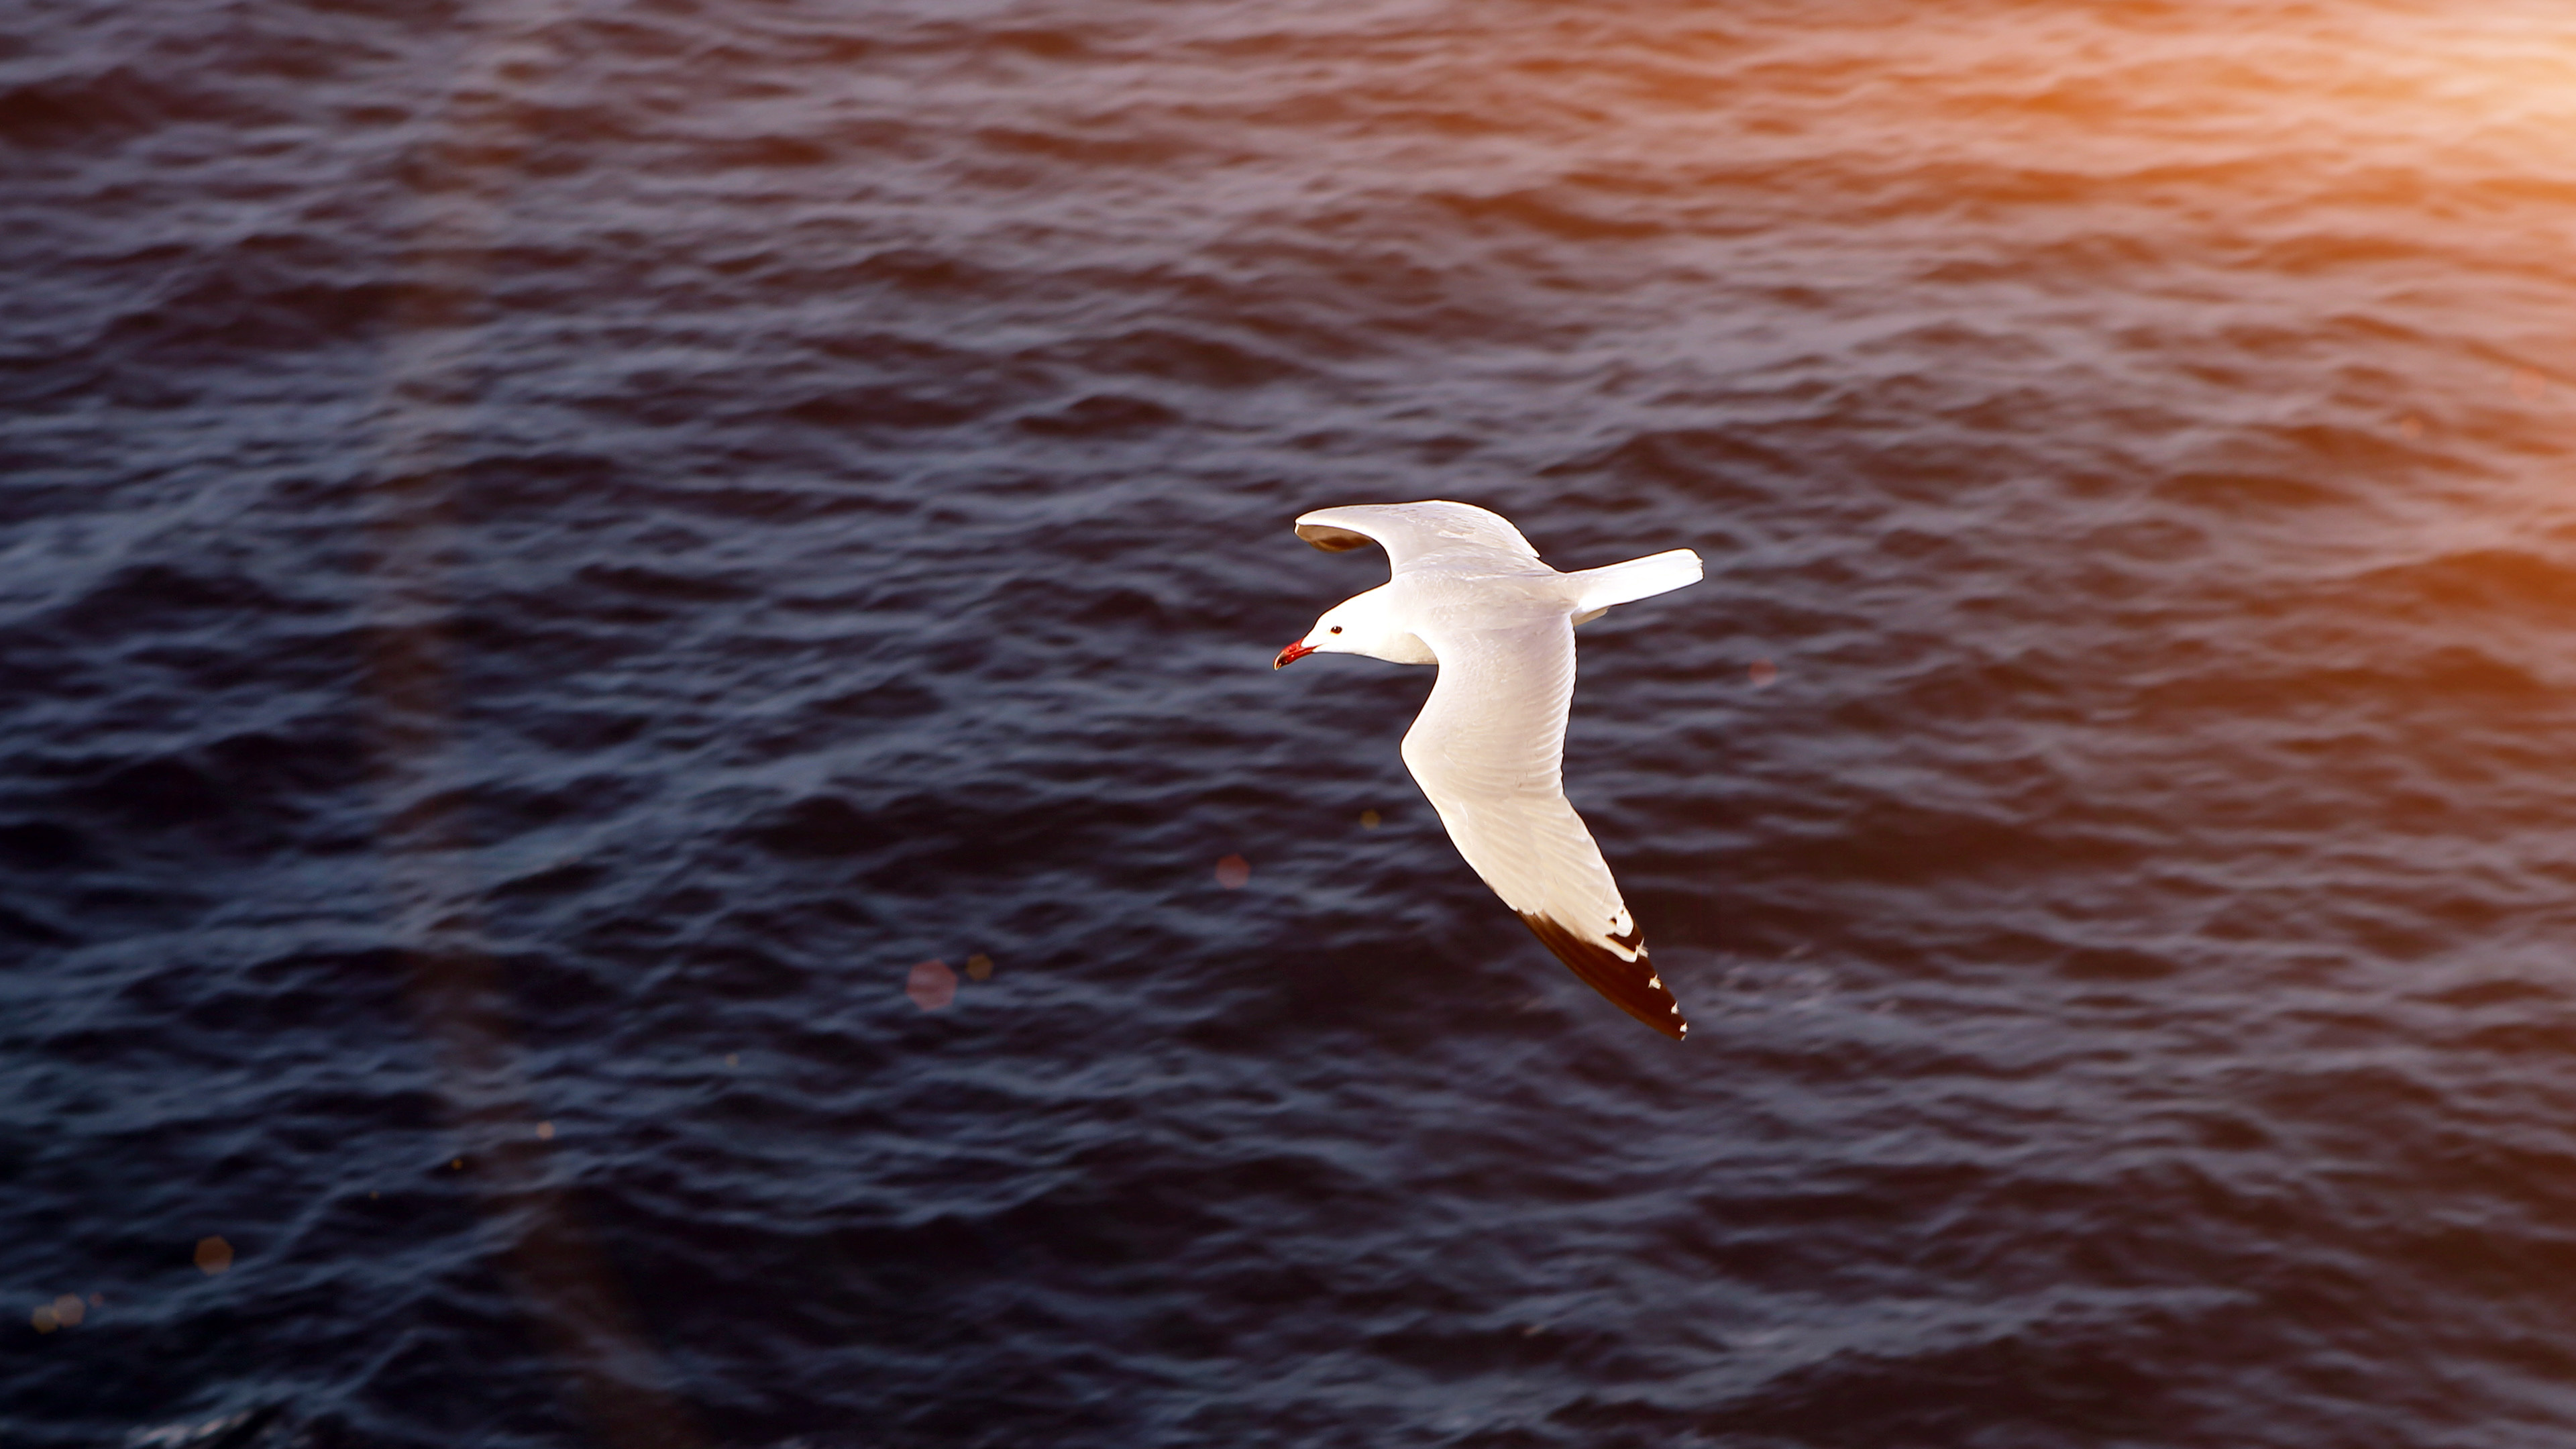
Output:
[1275, 586, 1424, 669]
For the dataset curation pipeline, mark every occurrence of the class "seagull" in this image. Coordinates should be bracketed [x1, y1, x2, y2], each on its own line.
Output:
[1275, 501, 1703, 1039]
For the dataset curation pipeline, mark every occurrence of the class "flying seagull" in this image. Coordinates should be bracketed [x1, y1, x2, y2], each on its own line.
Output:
[1275, 501, 1703, 1039]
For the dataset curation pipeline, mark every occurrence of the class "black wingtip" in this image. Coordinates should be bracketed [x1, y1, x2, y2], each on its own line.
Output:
[1518, 912, 1688, 1040]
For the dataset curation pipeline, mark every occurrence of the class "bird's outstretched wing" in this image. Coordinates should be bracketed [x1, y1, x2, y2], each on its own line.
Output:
[1295, 502, 1544, 577]
[1398, 616, 1688, 1039]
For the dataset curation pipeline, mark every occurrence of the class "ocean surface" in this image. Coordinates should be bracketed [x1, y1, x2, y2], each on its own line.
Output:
[10, 0, 2576, 1444]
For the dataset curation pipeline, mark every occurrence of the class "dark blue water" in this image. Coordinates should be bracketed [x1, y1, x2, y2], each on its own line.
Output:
[12, 1, 2576, 1444]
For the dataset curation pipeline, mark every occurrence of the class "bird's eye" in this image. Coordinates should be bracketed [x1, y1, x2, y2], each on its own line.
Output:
[1330, 626, 1342, 635]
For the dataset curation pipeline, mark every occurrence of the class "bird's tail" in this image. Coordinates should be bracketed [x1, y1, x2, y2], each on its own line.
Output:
[1568, 548, 1703, 621]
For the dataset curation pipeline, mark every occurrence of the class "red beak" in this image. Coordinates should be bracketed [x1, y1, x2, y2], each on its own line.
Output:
[1274, 639, 1316, 669]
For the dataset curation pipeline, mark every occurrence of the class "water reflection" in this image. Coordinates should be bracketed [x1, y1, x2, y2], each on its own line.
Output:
[28, 1294, 86, 1334]
[906, 959, 958, 1011]
[13, 0, 2576, 1440]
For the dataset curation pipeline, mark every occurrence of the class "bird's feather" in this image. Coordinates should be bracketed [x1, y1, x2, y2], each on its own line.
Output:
[1285, 500, 1697, 1040]
[1295, 502, 1543, 576]
[1398, 617, 1688, 1040]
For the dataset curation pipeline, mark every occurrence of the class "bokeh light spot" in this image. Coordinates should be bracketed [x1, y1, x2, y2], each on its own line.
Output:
[1215, 853, 1251, 890]
[537, 1122, 555, 1140]
[966, 953, 994, 981]
[195, 1237, 233, 1275]
[908, 958, 957, 1010]
[1360, 810, 1381, 829]
[725, 1053, 739, 1067]
[1750, 659, 1778, 688]
[52, 1295, 83, 1327]
[30, 1305, 55, 1334]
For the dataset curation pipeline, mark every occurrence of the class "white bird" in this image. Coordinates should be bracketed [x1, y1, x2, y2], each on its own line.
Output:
[1274, 500, 1703, 1039]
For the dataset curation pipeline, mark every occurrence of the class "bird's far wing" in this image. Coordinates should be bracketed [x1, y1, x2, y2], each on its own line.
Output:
[1398, 617, 1687, 1039]
[1294, 501, 1544, 578]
